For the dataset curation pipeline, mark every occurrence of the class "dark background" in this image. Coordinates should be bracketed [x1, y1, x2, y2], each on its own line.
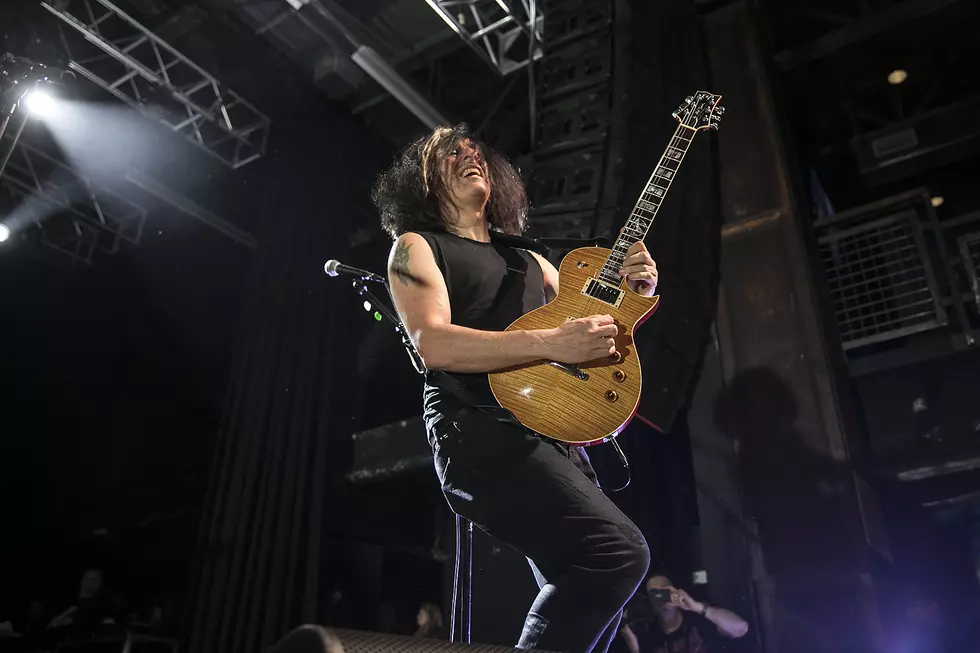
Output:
[2, 0, 980, 651]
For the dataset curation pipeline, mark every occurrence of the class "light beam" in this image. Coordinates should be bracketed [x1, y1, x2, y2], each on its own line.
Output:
[24, 89, 57, 117]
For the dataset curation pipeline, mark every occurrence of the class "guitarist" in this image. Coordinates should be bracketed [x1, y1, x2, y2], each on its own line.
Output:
[372, 124, 660, 653]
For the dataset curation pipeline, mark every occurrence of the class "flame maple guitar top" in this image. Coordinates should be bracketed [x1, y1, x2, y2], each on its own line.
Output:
[488, 246, 660, 444]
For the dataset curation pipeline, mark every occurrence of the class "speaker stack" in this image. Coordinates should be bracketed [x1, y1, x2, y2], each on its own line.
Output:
[268, 625, 553, 653]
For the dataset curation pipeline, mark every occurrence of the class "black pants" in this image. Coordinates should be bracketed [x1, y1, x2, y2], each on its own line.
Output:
[426, 403, 650, 653]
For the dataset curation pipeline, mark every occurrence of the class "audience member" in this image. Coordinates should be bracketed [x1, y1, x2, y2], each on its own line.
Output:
[0, 595, 19, 638]
[619, 574, 748, 653]
[413, 602, 444, 640]
[24, 600, 47, 637]
[47, 569, 116, 633]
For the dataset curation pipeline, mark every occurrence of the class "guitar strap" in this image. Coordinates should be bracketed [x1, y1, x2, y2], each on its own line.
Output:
[424, 368, 526, 428]
[421, 235, 539, 429]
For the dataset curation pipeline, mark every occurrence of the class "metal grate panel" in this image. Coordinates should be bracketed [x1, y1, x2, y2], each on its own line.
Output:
[959, 231, 980, 314]
[817, 209, 946, 349]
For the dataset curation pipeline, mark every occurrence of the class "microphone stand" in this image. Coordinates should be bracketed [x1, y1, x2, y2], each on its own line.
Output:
[342, 273, 474, 643]
[348, 277, 424, 375]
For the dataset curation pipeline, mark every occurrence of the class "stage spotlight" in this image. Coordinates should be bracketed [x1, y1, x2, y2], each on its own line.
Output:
[24, 89, 57, 117]
[888, 69, 908, 85]
[0, 224, 10, 243]
[363, 300, 372, 312]
[931, 196, 945, 208]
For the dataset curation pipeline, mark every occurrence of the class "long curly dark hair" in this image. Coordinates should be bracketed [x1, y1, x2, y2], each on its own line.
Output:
[371, 124, 528, 239]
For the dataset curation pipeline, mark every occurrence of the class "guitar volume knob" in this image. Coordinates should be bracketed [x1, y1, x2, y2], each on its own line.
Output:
[613, 370, 626, 382]
[610, 351, 622, 363]
[605, 390, 618, 402]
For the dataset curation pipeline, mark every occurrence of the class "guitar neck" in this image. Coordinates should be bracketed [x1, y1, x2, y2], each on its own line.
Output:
[597, 125, 697, 285]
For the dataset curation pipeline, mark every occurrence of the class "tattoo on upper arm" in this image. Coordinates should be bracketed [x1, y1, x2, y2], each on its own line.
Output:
[391, 240, 416, 285]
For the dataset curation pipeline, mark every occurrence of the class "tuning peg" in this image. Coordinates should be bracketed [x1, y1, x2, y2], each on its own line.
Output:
[709, 122, 720, 130]
[685, 96, 693, 104]
[714, 106, 726, 114]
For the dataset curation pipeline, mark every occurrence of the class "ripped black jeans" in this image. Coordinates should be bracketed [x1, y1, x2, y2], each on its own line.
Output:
[426, 401, 650, 653]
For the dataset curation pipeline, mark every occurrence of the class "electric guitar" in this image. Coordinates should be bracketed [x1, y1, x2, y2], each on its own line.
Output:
[488, 91, 724, 444]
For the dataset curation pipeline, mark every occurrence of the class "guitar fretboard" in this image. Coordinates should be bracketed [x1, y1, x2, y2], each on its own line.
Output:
[596, 125, 695, 286]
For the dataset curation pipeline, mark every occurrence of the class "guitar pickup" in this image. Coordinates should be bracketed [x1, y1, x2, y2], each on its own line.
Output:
[581, 277, 625, 308]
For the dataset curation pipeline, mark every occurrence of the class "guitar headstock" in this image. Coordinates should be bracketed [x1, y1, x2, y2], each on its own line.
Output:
[672, 91, 724, 131]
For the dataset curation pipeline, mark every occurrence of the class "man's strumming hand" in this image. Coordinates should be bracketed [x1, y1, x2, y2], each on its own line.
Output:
[540, 315, 618, 364]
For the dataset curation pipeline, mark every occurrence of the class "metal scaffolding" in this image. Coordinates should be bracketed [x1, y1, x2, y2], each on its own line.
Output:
[41, 0, 271, 169]
[961, 230, 980, 314]
[423, 0, 543, 77]
[0, 111, 148, 265]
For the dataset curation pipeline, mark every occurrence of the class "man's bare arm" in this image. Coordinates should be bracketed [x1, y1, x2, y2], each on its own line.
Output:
[528, 250, 559, 303]
[388, 232, 554, 373]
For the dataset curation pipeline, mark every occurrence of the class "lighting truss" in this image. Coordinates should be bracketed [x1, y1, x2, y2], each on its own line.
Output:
[960, 231, 980, 314]
[424, 0, 544, 76]
[41, 0, 271, 169]
[1, 119, 148, 265]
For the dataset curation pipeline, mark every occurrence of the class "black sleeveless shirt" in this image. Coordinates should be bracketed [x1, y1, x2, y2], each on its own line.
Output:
[414, 231, 547, 415]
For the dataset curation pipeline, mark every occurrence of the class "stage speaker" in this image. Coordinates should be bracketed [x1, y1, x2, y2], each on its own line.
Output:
[267, 625, 553, 653]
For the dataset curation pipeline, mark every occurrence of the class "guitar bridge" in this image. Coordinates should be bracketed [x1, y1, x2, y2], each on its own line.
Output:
[581, 277, 625, 308]
[548, 360, 589, 381]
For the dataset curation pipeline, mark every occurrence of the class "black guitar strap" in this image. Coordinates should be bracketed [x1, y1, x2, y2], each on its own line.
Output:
[424, 368, 525, 428]
[421, 233, 539, 429]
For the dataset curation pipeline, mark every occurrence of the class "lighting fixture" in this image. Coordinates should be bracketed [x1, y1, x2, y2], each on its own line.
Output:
[0, 224, 10, 243]
[931, 196, 945, 208]
[24, 89, 57, 117]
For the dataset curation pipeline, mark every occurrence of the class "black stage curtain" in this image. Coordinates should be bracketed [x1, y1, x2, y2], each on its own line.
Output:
[184, 101, 393, 653]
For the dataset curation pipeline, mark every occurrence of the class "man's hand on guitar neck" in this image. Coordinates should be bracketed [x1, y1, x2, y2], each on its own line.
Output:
[619, 241, 659, 297]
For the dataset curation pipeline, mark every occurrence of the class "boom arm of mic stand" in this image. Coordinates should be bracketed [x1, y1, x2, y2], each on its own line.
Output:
[351, 279, 426, 375]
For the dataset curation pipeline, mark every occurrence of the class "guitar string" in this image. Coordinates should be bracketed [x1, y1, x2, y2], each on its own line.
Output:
[576, 126, 689, 329]
[562, 96, 715, 359]
[577, 124, 695, 332]
[557, 123, 698, 442]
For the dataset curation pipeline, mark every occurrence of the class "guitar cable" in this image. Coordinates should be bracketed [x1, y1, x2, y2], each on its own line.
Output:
[605, 437, 632, 492]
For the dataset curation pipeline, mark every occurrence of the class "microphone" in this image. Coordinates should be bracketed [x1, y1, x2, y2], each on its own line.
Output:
[323, 259, 385, 284]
